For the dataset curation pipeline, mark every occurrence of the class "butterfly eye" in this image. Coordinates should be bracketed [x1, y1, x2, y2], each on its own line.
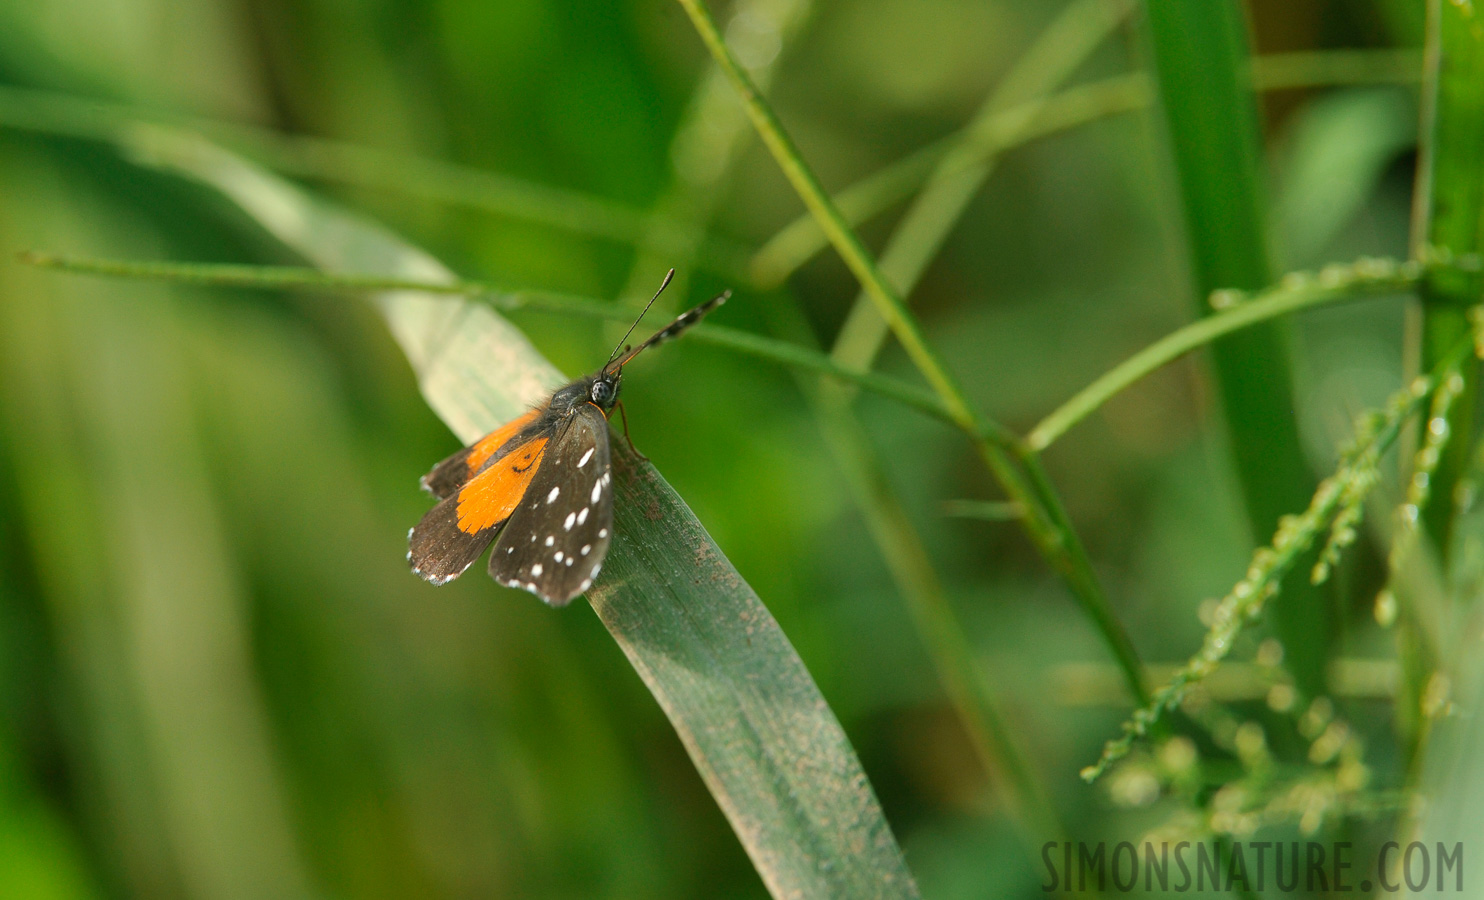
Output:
[590, 379, 616, 406]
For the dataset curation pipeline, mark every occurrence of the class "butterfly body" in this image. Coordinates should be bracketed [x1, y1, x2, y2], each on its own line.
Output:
[408, 279, 725, 605]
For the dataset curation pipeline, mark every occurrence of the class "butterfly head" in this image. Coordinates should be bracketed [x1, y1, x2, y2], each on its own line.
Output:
[580, 269, 728, 415]
[589, 371, 620, 410]
[548, 372, 622, 416]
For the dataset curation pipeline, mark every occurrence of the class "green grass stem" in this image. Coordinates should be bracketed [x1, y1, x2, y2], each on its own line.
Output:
[676, 0, 1152, 706]
[20, 252, 952, 424]
[1029, 258, 1426, 450]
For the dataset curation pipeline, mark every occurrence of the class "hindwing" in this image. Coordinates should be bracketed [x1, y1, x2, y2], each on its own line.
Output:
[488, 403, 614, 605]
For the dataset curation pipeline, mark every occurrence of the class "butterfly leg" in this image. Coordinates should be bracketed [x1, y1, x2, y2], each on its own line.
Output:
[615, 400, 648, 461]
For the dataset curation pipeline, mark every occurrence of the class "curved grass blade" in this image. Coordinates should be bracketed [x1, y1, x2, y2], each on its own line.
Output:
[119, 125, 920, 900]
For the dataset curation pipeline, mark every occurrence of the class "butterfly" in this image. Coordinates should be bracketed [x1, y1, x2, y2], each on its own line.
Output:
[408, 270, 727, 605]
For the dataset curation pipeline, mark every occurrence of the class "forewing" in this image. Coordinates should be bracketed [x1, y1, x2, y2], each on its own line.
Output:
[408, 431, 548, 583]
[489, 404, 613, 606]
[420, 408, 542, 500]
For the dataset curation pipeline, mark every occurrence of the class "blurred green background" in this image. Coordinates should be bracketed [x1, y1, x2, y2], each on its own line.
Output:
[0, 0, 1444, 897]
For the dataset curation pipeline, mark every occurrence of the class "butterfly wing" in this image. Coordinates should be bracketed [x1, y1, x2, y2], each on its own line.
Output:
[420, 408, 542, 500]
[408, 429, 550, 584]
[488, 403, 613, 606]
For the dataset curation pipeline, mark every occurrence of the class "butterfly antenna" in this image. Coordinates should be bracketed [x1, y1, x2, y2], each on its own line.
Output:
[609, 289, 729, 370]
[604, 269, 674, 371]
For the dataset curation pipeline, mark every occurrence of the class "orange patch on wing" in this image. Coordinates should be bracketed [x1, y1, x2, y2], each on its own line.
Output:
[455, 436, 547, 533]
[466, 409, 542, 475]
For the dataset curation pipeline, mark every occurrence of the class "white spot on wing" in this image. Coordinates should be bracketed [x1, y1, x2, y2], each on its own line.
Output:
[545, 535, 554, 546]
[554, 551, 564, 562]
[532, 563, 543, 576]
[577, 507, 588, 525]
[564, 512, 576, 530]
[581, 545, 590, 556]
[591, 482, 602, 503]
[598, 529, 608, 538]
[578, 578, 592, 592]
[547, 486, 560, 504]
[577, 447, 594, 468]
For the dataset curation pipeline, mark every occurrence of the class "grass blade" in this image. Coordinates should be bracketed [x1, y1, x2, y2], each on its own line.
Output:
[1142, 0, 1331, 698]
[1401, 0, 1484, 764]
[1410, 0, 1484, 569]
[120, 127, 920, 900]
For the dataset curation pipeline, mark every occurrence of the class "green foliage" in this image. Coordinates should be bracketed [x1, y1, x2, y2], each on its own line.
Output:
[0, 0, 1479, 898]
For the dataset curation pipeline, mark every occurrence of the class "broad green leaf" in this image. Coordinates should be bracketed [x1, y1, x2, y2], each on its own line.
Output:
[123, 126, 920, 900]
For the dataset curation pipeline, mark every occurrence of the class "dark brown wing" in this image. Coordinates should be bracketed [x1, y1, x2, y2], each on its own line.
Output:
[408, 429, 549, 584]
[488, 403, 613, 606]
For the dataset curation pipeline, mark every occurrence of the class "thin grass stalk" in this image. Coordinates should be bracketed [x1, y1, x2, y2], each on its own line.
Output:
[1029, 258, 1425, 450]
[19, 252, 953, 425]
[673, 0, 996, 431]
[818, 0, 1139, 712]
[40, 251, 1473, 463]
[674, 0, 1151, 706]
[1373, 369, 1467, 763]
[1409, 2, 1484, 589]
